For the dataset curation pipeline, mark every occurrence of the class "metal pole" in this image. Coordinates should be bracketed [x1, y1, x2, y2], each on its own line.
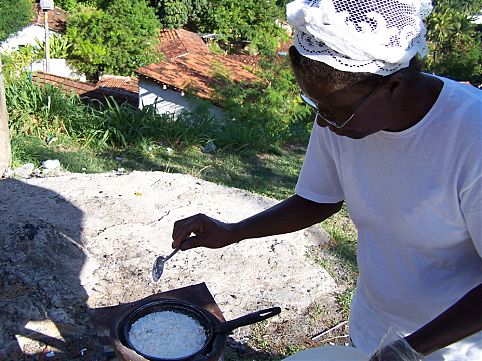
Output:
[44, 10, 50, 73]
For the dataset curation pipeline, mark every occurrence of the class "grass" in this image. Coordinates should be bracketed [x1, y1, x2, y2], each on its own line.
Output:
[336, 289, 355, 318]
[10, 133, 306, 200]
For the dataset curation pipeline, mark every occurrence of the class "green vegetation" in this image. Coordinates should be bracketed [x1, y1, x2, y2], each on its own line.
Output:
[0, 0, 33, 42]
[1, 46, 38, 83]
[5, 54, 311, 201]
[65, 0, 161, 81]
[213, 56, 312, 152]
[150, 0, 202, 29]
[425, 0, 482, 84]
[52, 0, 482, 84]
[336, 289, 355, 318]
[195, 0, 287, 54]
[150, 0, 287, 53]
[34, 34, 72, 59]
[53, 0, 107, 11]
[1, 34, 71, 83]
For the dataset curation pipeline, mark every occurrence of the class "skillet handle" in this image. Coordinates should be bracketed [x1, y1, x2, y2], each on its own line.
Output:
[217, 307, 281, 334]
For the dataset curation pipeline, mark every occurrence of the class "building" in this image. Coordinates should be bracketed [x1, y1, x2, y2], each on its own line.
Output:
[135, 29, 259, 117]
[32, 72, 138, 107]
[0, 4, 81, 79]
[30, 28, 261, 113]
[0, 4, 67, 53]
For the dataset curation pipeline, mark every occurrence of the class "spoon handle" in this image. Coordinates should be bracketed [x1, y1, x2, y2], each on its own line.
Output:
[164, 246, 181, 261]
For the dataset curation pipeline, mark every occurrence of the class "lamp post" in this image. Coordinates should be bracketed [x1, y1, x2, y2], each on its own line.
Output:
[40, 0, 54, 73]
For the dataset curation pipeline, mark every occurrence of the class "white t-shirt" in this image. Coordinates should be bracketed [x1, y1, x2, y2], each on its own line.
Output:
[295, 76, 482, 360]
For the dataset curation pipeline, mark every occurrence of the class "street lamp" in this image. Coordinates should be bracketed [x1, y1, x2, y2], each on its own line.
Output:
[40, 0, 54, 73]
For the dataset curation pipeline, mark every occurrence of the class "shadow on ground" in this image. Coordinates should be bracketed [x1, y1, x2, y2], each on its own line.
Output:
[224, 337, 285, 361]
[0, 178, 102, 360]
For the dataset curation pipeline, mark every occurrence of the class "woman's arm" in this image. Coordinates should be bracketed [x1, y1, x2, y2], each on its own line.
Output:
[172, 194, 343, 250]
[370, 283, 482, 360]
[405, 283, 482, 356]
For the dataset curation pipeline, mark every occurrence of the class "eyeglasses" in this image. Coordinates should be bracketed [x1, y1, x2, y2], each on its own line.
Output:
[300, 87, 377, 129]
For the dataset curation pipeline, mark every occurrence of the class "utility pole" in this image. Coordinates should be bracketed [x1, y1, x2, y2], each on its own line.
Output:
[40, 0, 55, 73]
[44, 9, 50, 73]
[0, 57, 11, 176]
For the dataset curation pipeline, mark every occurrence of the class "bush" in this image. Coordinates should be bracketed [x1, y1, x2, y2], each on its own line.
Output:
[6, 57, 312, 156]
[201, 0, 287, 54]
[152, 0, 191, 29]
[34, 34, 72, 59]
[151, 0, 287, 54]
[66, 0, 161, 81]
[5, 77, 218, 150]
[212, 55, 312, 151]
[1, 46, 37, 83]
[0, 0, 34, 42]
[53, 0, 106, 11]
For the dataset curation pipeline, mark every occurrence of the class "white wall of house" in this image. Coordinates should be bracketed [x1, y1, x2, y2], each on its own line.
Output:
[474, 13, 482, 25]
[30, 59, 86, 81]
[0, 25, 56, 53]
[139, 77, 188, 115]
[1, 26, 87, 81]
[138, 77, 223, 119]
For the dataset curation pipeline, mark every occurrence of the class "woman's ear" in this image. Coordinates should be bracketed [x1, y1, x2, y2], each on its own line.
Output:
[385, 72, 405, 99]
[383, 72, 405, 100]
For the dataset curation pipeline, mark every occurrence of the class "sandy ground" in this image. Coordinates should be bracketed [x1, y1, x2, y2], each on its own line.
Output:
[0, 171, 348, 360]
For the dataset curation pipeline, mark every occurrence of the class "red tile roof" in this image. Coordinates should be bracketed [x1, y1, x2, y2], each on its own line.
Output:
[34, 4, 68, 33]
[226, 53, 261, 67]
[32, 72, 138, 106]
[97, 75, 139, 94]
[137, 29, 259, 101]
[159, 28, 210, 58]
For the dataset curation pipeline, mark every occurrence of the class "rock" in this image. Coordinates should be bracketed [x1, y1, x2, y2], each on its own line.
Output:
[202, 141, 216, 154]
[13, 163, 35, 178]
[41, 159, 61, 170]
[0, 172, 339, 358]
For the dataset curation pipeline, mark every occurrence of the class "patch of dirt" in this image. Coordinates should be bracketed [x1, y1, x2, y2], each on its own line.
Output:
[223, 275, 352, 360]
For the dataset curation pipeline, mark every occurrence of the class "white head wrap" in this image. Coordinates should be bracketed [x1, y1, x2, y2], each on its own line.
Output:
[286, 0, 433, 75]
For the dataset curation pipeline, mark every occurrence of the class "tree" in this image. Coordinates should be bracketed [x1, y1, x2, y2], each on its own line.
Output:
[0, 0, 34, 42]
[151, 0, 190, 29]
[66, 0, 161, 81]
[425, 0, 482, 84]
[33, 34, 72, 60]
[196, 0, 286, 53]
[150, 0, 286, 54]
[149, 0, 210, 29]
[53, 0, 107, 11]
[0, 58, 11, 175]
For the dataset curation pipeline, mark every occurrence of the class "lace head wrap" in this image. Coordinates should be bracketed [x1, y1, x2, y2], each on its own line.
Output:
[286, 0, 433, 75]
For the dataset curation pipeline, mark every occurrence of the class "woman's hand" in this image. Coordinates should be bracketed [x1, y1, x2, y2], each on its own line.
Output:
[172, 213, 238, 250]
[369, 339, 423, 361]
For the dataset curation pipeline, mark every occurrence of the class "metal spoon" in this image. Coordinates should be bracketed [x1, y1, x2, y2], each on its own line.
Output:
[152, 246, 181, 282]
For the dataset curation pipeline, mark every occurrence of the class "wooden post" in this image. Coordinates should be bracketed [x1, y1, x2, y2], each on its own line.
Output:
[0, 58, 12, 176]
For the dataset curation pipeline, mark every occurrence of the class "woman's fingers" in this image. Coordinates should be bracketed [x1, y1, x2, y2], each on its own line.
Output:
[176, 235, 200, 250]
[172, 215, 204, 245]
[172, 213, 234, 250]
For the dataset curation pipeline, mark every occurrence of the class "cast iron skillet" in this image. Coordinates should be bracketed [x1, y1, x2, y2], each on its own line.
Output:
[122, 299, 281, 361]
